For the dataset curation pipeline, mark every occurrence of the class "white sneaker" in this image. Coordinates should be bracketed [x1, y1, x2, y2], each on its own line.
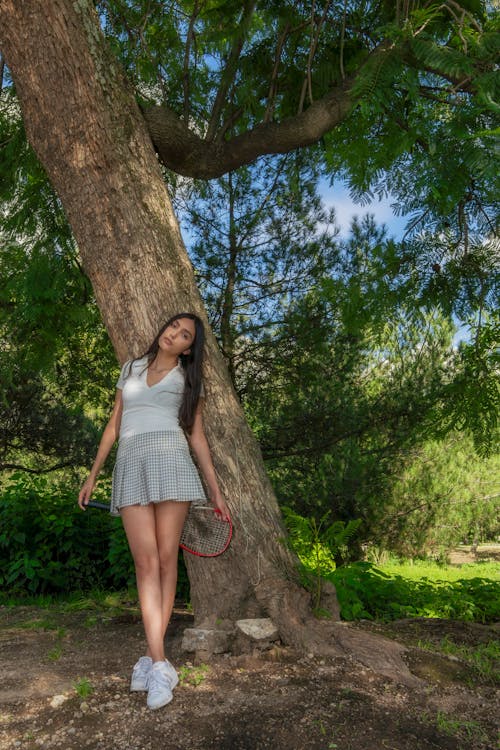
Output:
[163, 659, 179, 690]
[130, 656, 152, 692]
[147, 661, 174, 710]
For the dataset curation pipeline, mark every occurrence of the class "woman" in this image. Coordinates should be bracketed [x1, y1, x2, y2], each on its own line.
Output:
[78, 313, 230, 710]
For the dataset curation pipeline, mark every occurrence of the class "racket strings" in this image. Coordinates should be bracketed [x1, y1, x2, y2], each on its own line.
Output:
[180, 507, 231, 556]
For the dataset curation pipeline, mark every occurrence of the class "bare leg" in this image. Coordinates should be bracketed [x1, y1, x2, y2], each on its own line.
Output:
[154, 501, 190, 646]
[121, 504, 165, 663]
[121, 502, 189, 663]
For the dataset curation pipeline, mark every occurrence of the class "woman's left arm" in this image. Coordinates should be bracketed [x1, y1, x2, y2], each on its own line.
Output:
[187, 403, 231, 520]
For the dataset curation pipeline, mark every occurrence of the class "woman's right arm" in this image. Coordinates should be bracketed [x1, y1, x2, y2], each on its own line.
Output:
[78, 389, 123, 509]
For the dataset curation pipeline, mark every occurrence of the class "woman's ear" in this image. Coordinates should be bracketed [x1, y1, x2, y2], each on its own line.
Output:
[182, 348, 191, 357]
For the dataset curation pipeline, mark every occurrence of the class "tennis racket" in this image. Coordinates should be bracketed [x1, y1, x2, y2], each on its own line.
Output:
[180, 505, 232, 557]
[84, 501, 232, 557]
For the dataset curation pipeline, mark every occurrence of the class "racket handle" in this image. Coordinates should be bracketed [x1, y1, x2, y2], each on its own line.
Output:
[85, 501, 110, 511]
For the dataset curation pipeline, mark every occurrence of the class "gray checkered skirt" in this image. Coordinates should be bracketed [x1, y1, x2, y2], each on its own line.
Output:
[110, 431, 207, 516]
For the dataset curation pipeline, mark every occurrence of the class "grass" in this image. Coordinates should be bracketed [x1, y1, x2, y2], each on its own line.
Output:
[178, 663, 210, 687]
[381, 558, 499, 583]
[0, 587, 138, 609]
[326, 556, 500, 623]
[17, 617, 59, 630]
[47, 645, 63, 661]
[435, 711, 488, 745]
[73, 677, 94, 699]
[417, 636, 500, 686]
[0, 556, 498, 627]
[0, 588, 139, 615]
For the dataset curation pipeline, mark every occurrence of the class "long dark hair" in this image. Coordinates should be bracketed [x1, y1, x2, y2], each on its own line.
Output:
[129, 312, 205, 433]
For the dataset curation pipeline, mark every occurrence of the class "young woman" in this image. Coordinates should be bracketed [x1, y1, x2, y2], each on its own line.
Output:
[78, 313, 230, 710]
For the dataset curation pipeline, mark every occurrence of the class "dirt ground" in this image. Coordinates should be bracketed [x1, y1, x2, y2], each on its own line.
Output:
[0, 551, 498, 750]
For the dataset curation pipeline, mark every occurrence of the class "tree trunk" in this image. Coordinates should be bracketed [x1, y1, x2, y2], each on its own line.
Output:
[0, 0, 422, 685]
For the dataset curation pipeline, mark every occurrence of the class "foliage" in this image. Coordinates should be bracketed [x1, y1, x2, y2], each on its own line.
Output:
[178, 663, 210, 687]
[175, 143, 497, 549]
[282, 507, 360, 571]
[0, 473, 135, 595]
[327, 559, 500, 623]
[0, 92, 119, 472]
[0, 0, 497, 599]
[282, 507, 499, 622]
[324, 6, 499, 247]
[282, 506, 360, 612]
[98, 0, 498, 247]
[376, 433, 500, 557]
[244, 221, 462, 540]
[173, 153, 337, 380]
[73, 677, 94, 699]
[0, 97, 92, 370]
[0, 370, 101, 473]
[0, 472, 194, 601]
[431, 314, 499, 456]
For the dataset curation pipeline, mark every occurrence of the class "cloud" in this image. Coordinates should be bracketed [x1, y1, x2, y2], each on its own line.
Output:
[320, 180, 407, 239]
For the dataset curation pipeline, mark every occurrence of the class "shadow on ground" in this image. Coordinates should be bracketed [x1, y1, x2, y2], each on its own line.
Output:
[0, 604, 498, 750]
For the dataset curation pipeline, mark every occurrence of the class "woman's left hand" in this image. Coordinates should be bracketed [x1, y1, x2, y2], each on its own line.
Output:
[210, 491, 231, 522]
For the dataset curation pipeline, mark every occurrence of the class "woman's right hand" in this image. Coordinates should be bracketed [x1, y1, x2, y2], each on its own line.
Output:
[78, 476, 96, 510]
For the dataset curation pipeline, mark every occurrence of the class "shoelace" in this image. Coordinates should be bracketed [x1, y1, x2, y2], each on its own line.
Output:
[149, 668, 171, 696]
[133, 658, 152, 682]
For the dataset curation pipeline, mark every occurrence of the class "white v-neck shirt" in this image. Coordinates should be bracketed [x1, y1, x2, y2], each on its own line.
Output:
[116, 356, 185, 440]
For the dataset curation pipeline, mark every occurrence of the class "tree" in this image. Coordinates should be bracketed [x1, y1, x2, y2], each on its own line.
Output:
[174, 153, 338, 382]
[242, 218, 459, 546]
[0, 0, 496, 677]
[377, 432, 500, 558]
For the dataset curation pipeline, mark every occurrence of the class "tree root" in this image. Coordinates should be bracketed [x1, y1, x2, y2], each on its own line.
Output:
[253, 576, 423, 687]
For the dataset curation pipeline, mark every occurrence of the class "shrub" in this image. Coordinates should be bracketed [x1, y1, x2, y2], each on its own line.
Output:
[327, 561, 500, 623]
[0, 473, 134, 595]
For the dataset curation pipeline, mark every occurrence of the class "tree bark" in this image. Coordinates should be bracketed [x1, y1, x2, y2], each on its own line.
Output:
[141, 83, 354, 179]
[0, 0, 422, 683]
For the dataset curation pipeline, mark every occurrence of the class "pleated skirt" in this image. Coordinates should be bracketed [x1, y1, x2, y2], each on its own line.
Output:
[110, 431, 207, 516]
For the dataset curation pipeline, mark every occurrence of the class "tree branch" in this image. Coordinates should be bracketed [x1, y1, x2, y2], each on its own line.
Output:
[0, 51, 5, 93]
[142, 21, 483, 181]
[205, 0, 256, 142]
[183, 1, 201, 122]
[0, 461, 76, 474]
[298, 1, 333, 113]
[142, 74, 354, 178]
[264, 22, 291, 123]
[339, 0, 348, 80]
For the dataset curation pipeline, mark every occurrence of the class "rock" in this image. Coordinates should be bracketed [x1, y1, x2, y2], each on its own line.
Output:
[233, 619, 280, 654]
[235, 618, 279, 642]
[181, 628, 232, 654]
[49, 694, 67, 709]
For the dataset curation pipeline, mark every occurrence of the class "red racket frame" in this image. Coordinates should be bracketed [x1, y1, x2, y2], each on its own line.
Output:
[179, 508, 233, 557]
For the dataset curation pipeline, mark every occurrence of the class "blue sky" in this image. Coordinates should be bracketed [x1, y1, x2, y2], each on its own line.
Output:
[320, 179, 408, 240]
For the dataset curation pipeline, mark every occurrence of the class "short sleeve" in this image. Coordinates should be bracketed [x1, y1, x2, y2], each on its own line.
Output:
[116, 360, 131, 390]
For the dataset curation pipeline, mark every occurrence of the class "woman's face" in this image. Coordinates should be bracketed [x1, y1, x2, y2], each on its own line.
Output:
[158, 317, 196, 356]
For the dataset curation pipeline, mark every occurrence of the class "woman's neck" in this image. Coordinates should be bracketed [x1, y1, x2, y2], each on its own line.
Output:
[150, 352, 178, 372]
